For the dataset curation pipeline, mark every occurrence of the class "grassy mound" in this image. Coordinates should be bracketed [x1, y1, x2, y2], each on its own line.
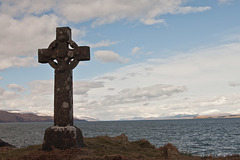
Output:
[0, 134, 240, 160]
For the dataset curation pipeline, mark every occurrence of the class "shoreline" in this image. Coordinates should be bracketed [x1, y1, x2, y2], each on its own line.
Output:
[1, 134, 240, 160]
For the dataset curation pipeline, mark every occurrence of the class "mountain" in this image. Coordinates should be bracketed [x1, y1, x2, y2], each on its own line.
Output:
[193, 114, 240, 119]
[119, 114, 199, 121]
[118, 113, 240, 121]
[162, 114, 199, 119]
[0, 110, 53, 122]
[0, 110, 87, 122]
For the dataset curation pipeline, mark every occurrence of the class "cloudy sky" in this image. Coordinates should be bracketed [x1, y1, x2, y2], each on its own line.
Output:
[0, 0, 240, 120]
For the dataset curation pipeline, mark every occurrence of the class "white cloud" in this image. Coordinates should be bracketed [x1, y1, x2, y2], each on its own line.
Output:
[29, 80, 53, 96]
[7, 84, 25, 92]
[200, 109, 222, 116]
[97, 76, 116, 81]
[0, 56, 38, 70]
[174, 6, 211, 14]
[13, 41, 237, 120]
[0, 0, 211, 70]
[82, 42, 240, 120]
[140, 18, 165, 25]
[218, 0, 233, 4]
[0, 77, 2, 80]
[0, 0, 56, 18]
[0, 0, 238, 120]
[0, 14, 59, 57]
[58, 0, 211, 27]
[0, 87, 18, 100]
[2, 41, 240, 120]
[94, 50, 129, 64]
[90, 40, 117, 48]
[102, 84, 186, 106]
[229, 81, 240, 87]
[131, 47, 141, 55]
[0, 13, 86, 70]
[72, 27, 87, 40]
[1, 0, 211, 27]
[199, 96, 227, 107]
[131, 46, 152, 56]
[0, 13, 59, 70]
[74, 81, 104, 95]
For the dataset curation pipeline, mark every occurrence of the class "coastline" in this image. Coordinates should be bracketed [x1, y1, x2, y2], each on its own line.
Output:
[1, 134, 240, 160]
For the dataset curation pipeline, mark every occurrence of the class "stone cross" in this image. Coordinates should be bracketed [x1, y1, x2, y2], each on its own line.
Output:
[38, 27, 90, 151]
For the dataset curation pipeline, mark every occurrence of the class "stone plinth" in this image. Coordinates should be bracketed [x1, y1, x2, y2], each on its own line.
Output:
[42, 126, 84, 151]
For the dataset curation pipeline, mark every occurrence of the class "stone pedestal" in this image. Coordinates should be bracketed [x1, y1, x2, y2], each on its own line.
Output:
[42, 126, 84, 151]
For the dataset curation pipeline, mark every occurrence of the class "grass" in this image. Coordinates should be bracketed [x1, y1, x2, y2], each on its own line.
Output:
[84, 134, 162, 159]
[0, 144, 42, 159]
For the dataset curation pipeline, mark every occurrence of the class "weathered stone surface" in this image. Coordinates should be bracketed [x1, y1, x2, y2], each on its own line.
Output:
[54, 69, 73, 126]
[38, 27, 90, 151]
[0, 139, 16, 148]
[42, 126, 84, 151]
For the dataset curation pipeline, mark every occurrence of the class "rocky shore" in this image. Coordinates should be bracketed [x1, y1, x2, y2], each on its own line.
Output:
[0, 135, 239, 160]
[0, 139, 16, 149]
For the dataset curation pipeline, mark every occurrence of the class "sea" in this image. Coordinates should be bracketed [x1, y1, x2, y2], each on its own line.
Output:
[0, 118, 240, 156]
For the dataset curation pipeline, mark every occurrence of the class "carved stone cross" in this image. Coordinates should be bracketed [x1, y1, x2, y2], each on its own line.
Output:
[38, 27, 90, 151]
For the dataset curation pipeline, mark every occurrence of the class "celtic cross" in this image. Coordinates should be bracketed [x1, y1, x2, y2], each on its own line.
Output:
[38, 27, 90, 150]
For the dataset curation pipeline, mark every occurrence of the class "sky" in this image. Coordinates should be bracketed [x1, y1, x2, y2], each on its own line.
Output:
[0, 0, 240, 121]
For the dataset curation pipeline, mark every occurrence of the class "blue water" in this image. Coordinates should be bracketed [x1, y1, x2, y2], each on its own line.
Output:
[0, 118, 240, 156]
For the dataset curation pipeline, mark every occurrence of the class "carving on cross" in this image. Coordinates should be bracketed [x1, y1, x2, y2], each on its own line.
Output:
[38, 27, 90, 71]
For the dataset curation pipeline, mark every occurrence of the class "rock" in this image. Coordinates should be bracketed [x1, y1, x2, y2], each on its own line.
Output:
[133, 139, 156, 149]
[0, 139, 16, 148]
[114, 134, 129, 142]
[104, 155, 124, 160]
[159, 143, 179, 158]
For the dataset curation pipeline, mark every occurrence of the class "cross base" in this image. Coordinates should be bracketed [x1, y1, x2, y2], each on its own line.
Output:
[42, 126, 84, 151]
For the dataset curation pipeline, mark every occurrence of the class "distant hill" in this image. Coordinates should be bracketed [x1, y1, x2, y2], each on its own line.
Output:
[119, 114, 199, 121]
[0, 110, 86, 123]
[0, 110, 53, 122]
[194, 114, 240, 119]
[119, 114, 240, 121]
[162, 114, 199, 119]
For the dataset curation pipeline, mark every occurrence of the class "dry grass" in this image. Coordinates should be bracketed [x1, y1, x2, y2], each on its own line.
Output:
[0, 145, 42, 160]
